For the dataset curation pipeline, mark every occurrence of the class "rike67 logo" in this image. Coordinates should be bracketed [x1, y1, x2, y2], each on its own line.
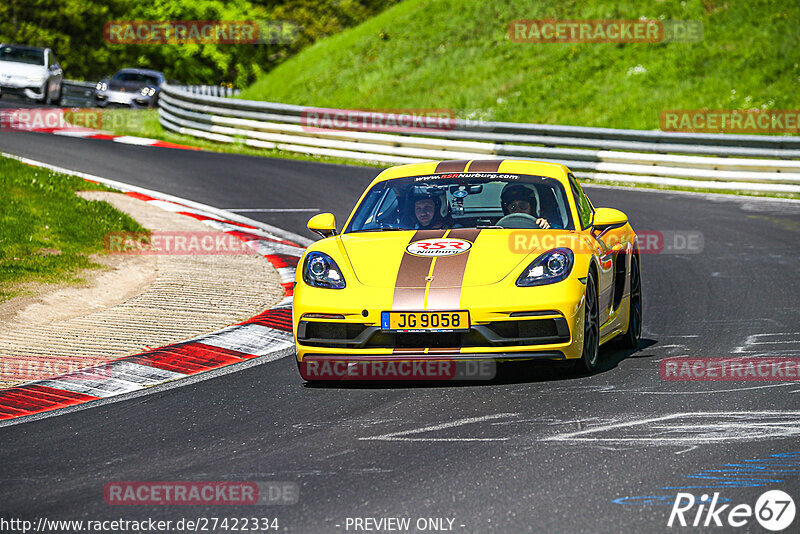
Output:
[668, 490, 796, 531]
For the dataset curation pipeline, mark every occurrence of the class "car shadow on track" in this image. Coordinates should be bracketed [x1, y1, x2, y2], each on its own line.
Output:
[493, 337, 658, 384]
[301, 338, 658, 389]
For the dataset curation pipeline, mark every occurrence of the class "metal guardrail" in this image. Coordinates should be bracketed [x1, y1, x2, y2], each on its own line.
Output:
[59, 80, 97, 107]
[175, 85, 240, 98]
[157, 83, 800, 194]
[57, 83, 238, 108]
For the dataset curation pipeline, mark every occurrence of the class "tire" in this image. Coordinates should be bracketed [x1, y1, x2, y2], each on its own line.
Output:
[574, 271, 600, 374]
[617, 254, 642, 349]
[39, 84, 49, 105]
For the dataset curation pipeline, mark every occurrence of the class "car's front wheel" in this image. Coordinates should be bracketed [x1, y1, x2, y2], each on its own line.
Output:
[574, 272, 600, 374]
[38, 84, 50, 104]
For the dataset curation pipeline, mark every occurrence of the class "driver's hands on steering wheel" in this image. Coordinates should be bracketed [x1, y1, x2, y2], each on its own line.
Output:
[536, 218, 550, 229]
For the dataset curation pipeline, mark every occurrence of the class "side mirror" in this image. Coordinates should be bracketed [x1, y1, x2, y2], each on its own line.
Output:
[307, 213, 337, 238]
[593, 207, 628, 228]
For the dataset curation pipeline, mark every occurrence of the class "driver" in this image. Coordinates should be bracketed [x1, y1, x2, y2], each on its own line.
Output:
[500, 184, 550, 229]
[411, 194, 448, 229]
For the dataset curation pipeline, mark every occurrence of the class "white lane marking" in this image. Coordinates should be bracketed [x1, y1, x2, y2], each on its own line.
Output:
[199, 323, 293, 356]
[112, 136, 159, 146]
[198, 219, 299, 244]
[359, 413, 519, 442]
[52, 129, 98, 137]
[543, 411, 800, 445]
[582, 182, 800, 204]
[734, 332, 800, 354]
[224, 208, 320, 212]
[599, 382, 798, 395]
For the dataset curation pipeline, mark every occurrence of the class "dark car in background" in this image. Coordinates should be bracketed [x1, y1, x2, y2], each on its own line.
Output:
[0, 44, 63, 104]
[95, 68, 165, 108]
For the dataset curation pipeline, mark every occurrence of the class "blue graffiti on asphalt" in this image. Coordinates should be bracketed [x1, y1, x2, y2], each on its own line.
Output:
[614, 451, 800, 505]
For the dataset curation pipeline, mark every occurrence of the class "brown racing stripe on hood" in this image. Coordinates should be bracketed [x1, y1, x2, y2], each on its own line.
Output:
[392, 230, 445, 309]
[424, 228, 481, 310]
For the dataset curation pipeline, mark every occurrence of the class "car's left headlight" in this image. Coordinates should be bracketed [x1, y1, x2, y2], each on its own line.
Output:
[26, 75, 45, 83]
[516, 248, 574, 287]
[303, 251, 346, 289]
[140, 87, 156, 97]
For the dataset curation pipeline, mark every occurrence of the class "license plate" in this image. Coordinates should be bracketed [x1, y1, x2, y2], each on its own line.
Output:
[381, 311, 470, 332]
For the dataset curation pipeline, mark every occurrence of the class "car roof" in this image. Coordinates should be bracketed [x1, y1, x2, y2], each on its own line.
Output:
[0, 44, 48, 52]
[114, 68, 164, 77]
[371, 159, 572, 187]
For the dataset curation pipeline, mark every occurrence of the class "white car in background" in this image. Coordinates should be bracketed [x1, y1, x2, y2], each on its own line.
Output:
[0, 44, 63, 104]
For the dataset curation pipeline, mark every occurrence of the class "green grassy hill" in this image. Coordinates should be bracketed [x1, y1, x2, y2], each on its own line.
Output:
[240, 0, 800, 130]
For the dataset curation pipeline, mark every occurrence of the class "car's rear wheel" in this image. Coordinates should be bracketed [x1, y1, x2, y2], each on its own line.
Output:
[574, 272, 599, 373]
[617, 255, 642, 349]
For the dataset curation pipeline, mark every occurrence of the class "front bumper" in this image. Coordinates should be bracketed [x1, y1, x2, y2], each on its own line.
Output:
[0, 82, 45, 100]
[96, 90, 153, 108]
[293, 277, 587, 364]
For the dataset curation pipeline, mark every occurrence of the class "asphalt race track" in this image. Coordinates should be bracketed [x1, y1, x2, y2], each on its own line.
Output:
[1, 129, 799, 533]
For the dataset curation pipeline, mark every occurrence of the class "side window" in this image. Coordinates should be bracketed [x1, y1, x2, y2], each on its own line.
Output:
[568, 173, 594, 229]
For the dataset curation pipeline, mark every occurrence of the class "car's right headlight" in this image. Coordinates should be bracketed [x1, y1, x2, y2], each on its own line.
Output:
[26, 74, 45, 83]
[96, 81, 108, 91]
[516, 248, 574, 287]
[302, 251, 346, 289]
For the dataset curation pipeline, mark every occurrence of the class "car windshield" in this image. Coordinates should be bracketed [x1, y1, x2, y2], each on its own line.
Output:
[0, 46, 44, 65]
[112, 72, 160, 85]
[345, 173, 575, 233]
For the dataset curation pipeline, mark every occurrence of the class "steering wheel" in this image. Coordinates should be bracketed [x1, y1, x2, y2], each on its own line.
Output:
[496, 213, 541, 229]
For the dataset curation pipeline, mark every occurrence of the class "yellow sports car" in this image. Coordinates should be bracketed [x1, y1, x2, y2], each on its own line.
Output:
[293, 159, 640, 380]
